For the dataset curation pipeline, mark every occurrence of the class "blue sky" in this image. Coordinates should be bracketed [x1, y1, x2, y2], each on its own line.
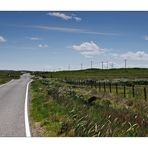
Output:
[0, 12, 148, 71]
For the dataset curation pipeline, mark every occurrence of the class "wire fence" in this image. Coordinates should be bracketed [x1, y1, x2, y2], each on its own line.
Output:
[65, 79, 148, 101]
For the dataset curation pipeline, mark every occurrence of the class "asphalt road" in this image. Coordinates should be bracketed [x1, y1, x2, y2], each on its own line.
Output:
[0, 73, 31, 137]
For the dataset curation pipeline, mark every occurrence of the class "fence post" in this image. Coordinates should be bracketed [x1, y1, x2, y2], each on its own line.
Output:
[85, 80, 87, 86]
[99, 81, 101, 92]
[94, 80, 97, 88]
[90, 80, 93, 88]
[124, 85, 126, 97]
[132, 85, 135, 98]
[50, 73, 53, 78]
[144, 87, 147, 101]
[104, 82, 106, 92]
[109, 83, 112, 93]
[116, 84, 118, 95]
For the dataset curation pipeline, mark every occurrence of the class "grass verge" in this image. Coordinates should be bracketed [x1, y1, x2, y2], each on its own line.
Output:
[30, 78, 148, 137]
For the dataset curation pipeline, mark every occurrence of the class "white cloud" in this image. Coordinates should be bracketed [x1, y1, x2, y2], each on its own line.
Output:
[33, 25, 118, 36]
[115, 51, 148, 61]
[47, 12, 72, 20]
[29, 37, 41, 41]
[144, 36, 148, 40]
[47, 12, 82, 22]
[81, 31, 118, 36]
[38, 44, 48, 48]
[73, 16, 82, 21]
[35, 25, 81, 33]
[0, 36, 6, 43]
[72, 41, 106, 58]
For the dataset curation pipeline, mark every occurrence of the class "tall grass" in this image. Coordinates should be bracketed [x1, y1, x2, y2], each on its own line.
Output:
[30, 78, 148, 137]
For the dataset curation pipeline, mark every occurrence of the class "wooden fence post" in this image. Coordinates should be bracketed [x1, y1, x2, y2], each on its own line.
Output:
[124, 85, 126, 97]
[144, 87, 147, 101]
[104, 82, 106, 92]
[109, 83, 112, 93]
[132, 85, 135, 98]
[99, 82, 101, 92]
[116, 84, 118, 95]
[94, 81, 97, 88]
[91, 80, 93, 88]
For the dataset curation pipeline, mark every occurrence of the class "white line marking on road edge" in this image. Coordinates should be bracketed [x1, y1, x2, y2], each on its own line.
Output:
[0, 79, 14, 88]
[25, 80, 33, 137]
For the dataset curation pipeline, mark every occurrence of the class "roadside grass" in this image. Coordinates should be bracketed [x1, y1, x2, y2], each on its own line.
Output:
[30, 78, 148, 137]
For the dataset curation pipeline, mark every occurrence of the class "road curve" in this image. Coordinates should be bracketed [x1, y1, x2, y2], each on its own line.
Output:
[0, 73, 31, 137]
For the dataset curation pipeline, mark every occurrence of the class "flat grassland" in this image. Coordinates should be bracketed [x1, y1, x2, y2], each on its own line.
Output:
[0, 70, 21, 85]
[33, 68, 148, 79]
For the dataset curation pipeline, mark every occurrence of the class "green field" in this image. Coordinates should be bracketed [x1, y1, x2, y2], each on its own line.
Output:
[0, 70, 21, 85]
[33, 68, 148, 80]
[30, 68, 148, 137]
